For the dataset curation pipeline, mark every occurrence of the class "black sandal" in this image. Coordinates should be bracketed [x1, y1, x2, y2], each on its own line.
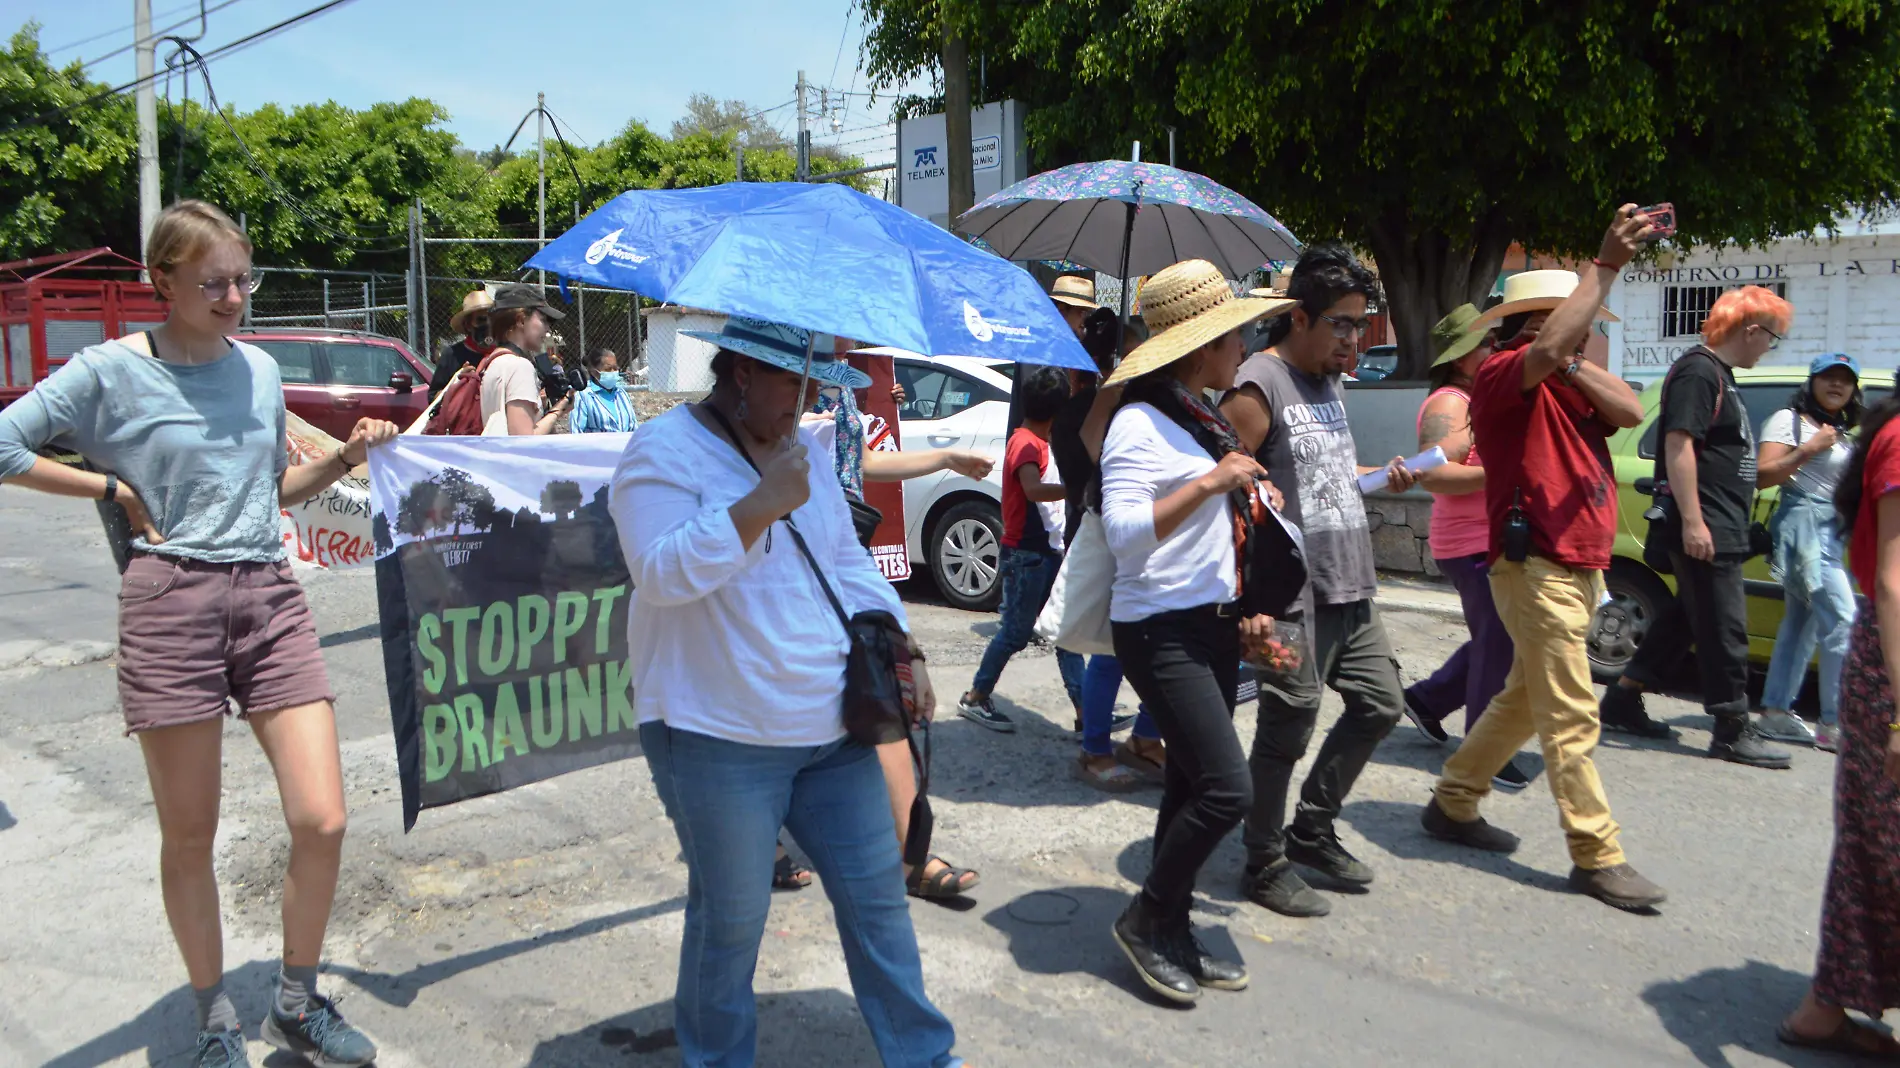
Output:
[773, 852, 812, 891]
[906, 855, 979, 899]
[1778, 1018, 1900, 1059]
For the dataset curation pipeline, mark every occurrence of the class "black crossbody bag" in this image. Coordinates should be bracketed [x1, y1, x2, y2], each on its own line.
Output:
[700, 404, 932, 864]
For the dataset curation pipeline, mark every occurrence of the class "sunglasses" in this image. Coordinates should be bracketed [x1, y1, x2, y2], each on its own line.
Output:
[1316, 313, 1373, 339]
[196, 274, 259, 301]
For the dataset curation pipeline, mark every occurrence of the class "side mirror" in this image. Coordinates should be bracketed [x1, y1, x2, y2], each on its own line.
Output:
[389, 371, 415, 393]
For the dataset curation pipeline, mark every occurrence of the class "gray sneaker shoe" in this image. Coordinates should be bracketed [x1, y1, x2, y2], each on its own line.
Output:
[956, 695, 1016, 733]
[1711, 722, 1793, 769]
[1420, 797, 1521, 853]
[261, 995, 377, 1068]
[1241, 858, 1331, 917]
[1569, 863, 1668, 911]
[193, 1028, 249, 1068]
[1757, 709, 1818, 745]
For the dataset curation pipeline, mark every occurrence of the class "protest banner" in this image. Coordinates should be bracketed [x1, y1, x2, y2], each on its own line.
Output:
[282, 412, 375, 568]
[369, 434, 638, 830]
[847, 349, 911, 581]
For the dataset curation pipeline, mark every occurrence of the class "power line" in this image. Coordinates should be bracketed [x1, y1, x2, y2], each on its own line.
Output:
[0, 0, 360, 135]
[45, 0, 200, 54]
[827, 0, 854, 87]
[75, 0, 251, 71]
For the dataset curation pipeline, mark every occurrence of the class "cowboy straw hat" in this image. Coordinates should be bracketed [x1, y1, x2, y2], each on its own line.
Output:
[1430, 304, 1488, 369]
[1104, 260, 1295, 387]
[449, 288, 495, 334]
[1050, 275, 1101, 311]
[682, 316, 873, 390]
[1470, 269, 1619, 328]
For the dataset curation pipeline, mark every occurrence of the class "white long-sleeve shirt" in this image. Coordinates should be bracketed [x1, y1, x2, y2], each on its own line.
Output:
[610, 406, 906, 747]
[1100, 401, 1236, 623]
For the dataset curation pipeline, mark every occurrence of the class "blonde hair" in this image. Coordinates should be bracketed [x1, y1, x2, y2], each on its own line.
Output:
[145, 199, 252, 276]
[1702, 285, 1793, 346]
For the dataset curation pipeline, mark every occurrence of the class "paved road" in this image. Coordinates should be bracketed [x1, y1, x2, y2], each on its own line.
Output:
[0, 490, 1847, 1067]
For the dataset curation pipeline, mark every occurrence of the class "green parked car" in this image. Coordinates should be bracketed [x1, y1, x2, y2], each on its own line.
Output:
[1586, 364, 1891, 682]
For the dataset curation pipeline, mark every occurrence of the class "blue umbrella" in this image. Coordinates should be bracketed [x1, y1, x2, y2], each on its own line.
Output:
[524, 182, 1094, 372]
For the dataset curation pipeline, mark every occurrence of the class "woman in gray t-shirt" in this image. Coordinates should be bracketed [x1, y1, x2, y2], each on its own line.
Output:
[1755, 353, 1864, 751]
[0, 201, 394, 1065]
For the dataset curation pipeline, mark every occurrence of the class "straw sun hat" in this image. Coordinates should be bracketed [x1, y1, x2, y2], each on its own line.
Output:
[1469, 269, 1619, 328]
[1050, 274, 1101, 310]
[1104, 260, 1295, 386]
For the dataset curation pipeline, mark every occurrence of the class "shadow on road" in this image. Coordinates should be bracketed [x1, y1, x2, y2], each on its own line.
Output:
[1339, 799, 1575, 897]
[318, 622, 380, 648]
[526, 989, 876, 1066]
[1642, 960, 1837, 1068]
[982, 884, 1231, 1009]
[326, 896, 687, 1008]
[0, 799, 14, 830]
[41, 959, 280, 1068]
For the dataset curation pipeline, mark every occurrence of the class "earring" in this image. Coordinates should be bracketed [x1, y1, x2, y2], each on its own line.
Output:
[737, 388, 750, 421]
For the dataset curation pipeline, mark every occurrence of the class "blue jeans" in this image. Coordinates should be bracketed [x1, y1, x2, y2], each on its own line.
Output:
[640, 722, 961, 1068]
[969, 547, 1084, 706]
[1080, 654, 1160, 757]
[1761, 562, 1856, 727]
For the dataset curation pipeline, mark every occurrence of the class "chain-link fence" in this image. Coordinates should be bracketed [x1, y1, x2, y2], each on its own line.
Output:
[417, 276, 644, 376]
[247, 267, 410, 340]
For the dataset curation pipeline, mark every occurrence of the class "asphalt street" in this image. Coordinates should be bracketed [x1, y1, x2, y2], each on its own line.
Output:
[0, 490, 1851, 1067]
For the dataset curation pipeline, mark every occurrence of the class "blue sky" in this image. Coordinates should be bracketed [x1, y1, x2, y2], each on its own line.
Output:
[17, 0, 917, 167]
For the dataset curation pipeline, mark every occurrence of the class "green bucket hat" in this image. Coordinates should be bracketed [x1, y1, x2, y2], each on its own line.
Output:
[1429, 304, 1487, 369]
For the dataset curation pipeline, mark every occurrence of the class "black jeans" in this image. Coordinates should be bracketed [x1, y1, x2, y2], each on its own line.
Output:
[1113, 604, 1250, 923]
[1625, 551, 1751, 728]
[1245, 598, 1403, 864]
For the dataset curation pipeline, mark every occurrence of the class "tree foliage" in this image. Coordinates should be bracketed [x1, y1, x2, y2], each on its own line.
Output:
[861, 0, 1900, 374]
[1, 24, 869, 276]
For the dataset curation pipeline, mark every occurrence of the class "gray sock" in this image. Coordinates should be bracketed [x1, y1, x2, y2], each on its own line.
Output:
[194, 981, 239, 1033]
[276, 963, 319, 1016]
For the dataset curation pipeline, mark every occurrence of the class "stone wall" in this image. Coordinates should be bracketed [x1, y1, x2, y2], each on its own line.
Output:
[1362, 490, 1441, 576]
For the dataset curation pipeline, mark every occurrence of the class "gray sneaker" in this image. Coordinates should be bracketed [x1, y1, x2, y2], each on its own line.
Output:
[1420, 797, 1521, 853]
[1757, 709, 1818, 745]
[193, 1028, 249, 1068]
[1241, 858, 1331, 917]
[1711, 722, 1793, 769]
[956, 695, 1016, 733]
[261, 995, 377, 1068]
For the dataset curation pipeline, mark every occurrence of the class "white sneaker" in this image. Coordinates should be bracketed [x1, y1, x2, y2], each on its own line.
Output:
[1756, 709, 1817, 745]
[1815, 724, 1839, 753]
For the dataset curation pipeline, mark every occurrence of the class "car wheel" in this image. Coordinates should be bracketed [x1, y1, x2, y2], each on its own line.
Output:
[1588, 561, 1674, 683]
[930, 500, 1002, 611]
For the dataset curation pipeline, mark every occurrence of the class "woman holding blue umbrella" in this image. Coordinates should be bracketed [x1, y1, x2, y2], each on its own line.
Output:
[611, 317, 964, 1068]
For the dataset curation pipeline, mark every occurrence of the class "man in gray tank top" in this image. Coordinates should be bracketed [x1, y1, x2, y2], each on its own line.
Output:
[1219, 246, 1415, 918]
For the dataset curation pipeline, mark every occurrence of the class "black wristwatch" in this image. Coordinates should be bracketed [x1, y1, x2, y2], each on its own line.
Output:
[102, 473, 117, 502]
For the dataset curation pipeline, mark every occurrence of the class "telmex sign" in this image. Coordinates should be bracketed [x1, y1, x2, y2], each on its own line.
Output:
[895, 102, 1027, 228]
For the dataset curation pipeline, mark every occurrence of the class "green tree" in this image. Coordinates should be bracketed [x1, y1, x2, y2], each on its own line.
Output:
[0, 25, 140, 261]
[862, 0, 1900, 376]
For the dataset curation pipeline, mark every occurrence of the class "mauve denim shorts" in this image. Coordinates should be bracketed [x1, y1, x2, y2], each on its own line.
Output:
[116, 553, 334, 733]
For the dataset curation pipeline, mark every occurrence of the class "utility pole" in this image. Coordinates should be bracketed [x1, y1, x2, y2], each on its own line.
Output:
[795, 70, 810, 182]
[1167, 126, 1177, 167]
[536, 91, 547, 288]
[943, 25, 974, 227]
[134, 0, 160, 273]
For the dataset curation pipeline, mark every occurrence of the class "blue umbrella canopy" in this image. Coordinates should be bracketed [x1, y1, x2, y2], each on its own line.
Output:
[525, 182, 1093, 371]
[960, 160, 1301, 280]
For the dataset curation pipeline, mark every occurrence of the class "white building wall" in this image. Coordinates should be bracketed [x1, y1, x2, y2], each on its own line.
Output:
[1611, 228, 1900, 383]
[640, 308, 726, 393]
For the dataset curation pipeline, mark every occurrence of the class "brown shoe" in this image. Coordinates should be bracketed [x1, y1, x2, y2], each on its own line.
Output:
[1420, 797, 1520, 853]
[1569, 863, 1667, 911]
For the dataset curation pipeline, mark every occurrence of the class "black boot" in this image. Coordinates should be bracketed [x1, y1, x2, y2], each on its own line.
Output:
[1599, 684, 1677, 739]
[1710, 717, 1793, 769]
[1112, 893, 1199, 1003]
[1165, 919, 1248, 992]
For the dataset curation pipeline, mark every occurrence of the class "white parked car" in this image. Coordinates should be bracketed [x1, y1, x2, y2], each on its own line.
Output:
[889, 353, 1014, 610]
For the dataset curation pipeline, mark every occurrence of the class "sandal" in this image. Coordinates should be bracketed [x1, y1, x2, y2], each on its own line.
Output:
[1075, 753, 1145, 793]
[1114, 739, 1166, 785]
[773, 852, 813, 891]
[1778, 1017, 1900, 1059]
[906, 855, 979, 900]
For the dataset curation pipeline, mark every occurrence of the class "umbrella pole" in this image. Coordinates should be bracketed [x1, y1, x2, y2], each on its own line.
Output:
[794, 333, 816, 446]
[1114, 198, 1137, 363]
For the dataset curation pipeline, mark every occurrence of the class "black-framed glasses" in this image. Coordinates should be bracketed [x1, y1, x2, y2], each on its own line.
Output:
[198, 274, 259, 301]
[1757, 325, 1783, 350]
[1317, 313, 1372, 339]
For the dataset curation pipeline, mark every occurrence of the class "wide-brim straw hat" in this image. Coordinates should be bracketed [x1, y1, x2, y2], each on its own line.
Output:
[1430, 304, 1488, 369]
[1104, 260, 1295, 386]
[1470, 269, 1619, 328]
[449, 288, 495, 333]
[1050, 274, 1100, 310]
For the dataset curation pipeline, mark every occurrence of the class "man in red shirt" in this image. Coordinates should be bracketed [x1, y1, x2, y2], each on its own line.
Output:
[1419, 206, 1670, 913]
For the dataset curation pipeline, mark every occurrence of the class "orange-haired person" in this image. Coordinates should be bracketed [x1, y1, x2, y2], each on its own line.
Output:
[1600, 285, 1798, 769]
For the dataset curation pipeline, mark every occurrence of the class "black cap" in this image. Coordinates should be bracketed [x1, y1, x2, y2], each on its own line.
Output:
[491, 283, 566, 320]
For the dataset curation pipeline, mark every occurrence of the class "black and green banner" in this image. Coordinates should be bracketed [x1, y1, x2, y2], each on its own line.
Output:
[370, 436, 641, 830]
